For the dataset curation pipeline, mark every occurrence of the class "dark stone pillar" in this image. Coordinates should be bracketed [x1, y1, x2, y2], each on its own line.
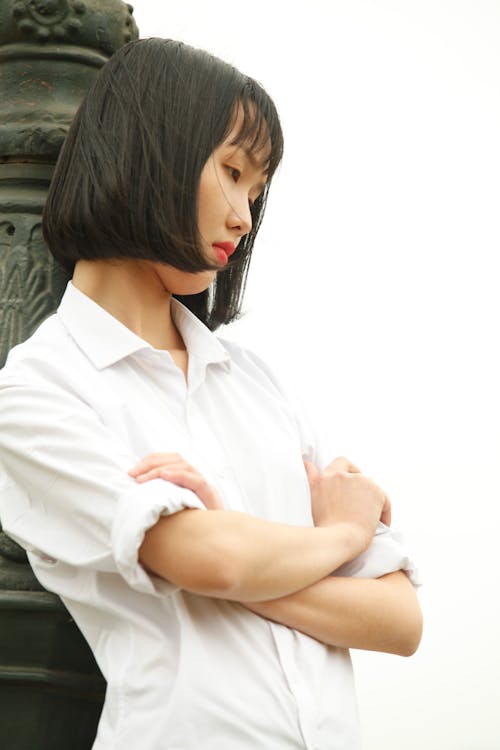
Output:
[0, 3, 139, 747]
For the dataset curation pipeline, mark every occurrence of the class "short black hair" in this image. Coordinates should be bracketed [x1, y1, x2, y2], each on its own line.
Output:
[42, 38, 284, 329]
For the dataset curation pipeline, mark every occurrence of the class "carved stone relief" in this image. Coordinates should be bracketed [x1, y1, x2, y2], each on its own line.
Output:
[12, 0, 86, 41]
[0, 216, 69, 365]
[0, 211, 69, 588]
[0, 0, 138, 53]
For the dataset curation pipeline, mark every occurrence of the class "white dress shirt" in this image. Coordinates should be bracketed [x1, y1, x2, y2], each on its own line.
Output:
[0, 282, 417, 750]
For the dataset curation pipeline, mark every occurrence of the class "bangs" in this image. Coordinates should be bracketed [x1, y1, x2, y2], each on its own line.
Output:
[225, 83, 284, 180]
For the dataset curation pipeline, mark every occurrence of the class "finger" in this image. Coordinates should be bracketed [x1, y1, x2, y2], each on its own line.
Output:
[133, 467, 169, 483]
[159, 469, 223, 510]
[303, 460, 321, 487]
[324, 456, 361, 475]
[128, 453, 185, 476]
[134, 467, 223, 510]
[133, 461, 194, 483]
[128, 453, 184, 476]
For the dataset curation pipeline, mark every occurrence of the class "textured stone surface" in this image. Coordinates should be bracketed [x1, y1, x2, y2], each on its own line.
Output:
[0, 186, 70, 364]
[0, 0, 138, 53]
[0, 4, 138, 744]
[0, 1, 138, 583]
[0, 0, 139, 162]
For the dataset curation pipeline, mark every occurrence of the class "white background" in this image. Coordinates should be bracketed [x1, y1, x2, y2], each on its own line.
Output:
[133, 2, 500, 748]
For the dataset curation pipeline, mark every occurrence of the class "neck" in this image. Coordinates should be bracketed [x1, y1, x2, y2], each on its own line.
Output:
[72, 259, 186, 351]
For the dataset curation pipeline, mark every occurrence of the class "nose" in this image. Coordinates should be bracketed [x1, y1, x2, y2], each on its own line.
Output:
[227, 198, 252, 237]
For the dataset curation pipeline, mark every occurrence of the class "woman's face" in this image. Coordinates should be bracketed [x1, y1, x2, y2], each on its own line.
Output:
[154, 106, 269, 296]
[197, 108, 269, 268]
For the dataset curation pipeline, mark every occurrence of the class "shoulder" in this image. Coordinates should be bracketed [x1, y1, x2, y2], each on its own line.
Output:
[0, 313, 88, 397]
[3, 313, 64, 368]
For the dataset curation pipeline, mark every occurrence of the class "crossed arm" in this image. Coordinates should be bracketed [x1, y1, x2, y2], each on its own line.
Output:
[135, 455, 423, 657]
[243, 571, 422, 656]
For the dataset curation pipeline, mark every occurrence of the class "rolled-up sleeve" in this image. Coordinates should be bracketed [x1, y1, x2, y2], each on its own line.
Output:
[111, 478, 205, 594]
[0, 378, 206, 595]
[333, 523, 421, 587]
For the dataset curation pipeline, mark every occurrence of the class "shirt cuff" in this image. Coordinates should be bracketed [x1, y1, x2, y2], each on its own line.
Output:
[332, 523, 421, 587]
[111, 478, 206, 596]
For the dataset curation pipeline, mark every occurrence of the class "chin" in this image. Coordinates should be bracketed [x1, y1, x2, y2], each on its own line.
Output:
[168, 270, 216, 296]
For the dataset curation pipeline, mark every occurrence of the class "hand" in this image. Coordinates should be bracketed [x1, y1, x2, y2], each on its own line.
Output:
[304, 457, 391, 550]
[326, 456, 391, 526]
[314, 455, 362, 475]
[128, 453, 223, 510]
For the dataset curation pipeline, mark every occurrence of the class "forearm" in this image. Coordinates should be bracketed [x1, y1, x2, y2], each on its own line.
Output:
[244, 571, 423, 656]
[140, 509, 365, 601]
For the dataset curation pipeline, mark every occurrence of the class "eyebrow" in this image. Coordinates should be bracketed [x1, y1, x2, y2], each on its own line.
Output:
[244, 148, 270, 174]
[246, 154, 269, 195]
[228, 142, 270, 175]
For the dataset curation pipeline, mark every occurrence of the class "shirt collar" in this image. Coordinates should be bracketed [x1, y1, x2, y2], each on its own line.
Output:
[57, 281, 231, 371]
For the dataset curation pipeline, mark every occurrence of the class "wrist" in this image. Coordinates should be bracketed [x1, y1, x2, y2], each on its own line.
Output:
[326, 521, 371, 562]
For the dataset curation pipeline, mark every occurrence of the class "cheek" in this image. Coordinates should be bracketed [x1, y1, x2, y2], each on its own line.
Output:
[197, 171, 217, 220]
[197, 169, 229, 230]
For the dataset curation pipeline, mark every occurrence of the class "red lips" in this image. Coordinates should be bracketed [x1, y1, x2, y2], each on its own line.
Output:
[213, 242, 236, 257]
[212, 242, 236, 266]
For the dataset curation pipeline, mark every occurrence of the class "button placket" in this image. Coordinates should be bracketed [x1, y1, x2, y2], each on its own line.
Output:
[270, 626, 319, 750]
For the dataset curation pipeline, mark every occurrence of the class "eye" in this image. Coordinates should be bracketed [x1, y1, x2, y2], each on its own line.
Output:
[226, 166, 241, 182]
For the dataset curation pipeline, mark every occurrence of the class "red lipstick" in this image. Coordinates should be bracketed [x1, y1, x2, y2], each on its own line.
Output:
[213, 242, 236, 265]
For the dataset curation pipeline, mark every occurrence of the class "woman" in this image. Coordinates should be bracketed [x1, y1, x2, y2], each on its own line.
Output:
[0, 38, 421, 749]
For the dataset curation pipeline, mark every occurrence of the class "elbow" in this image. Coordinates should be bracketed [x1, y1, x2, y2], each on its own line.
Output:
[139, 511, 247, 599]
[379, 572, 423, 657]
[396, 638, 420, 658]
[200, 538, 267, 600]
[201, 555, 243, 598]
[394, 607, 423, 657]
[139, 511, 259, 600]
[205, 546, 252, 599]
[178, 538, 249, 599]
